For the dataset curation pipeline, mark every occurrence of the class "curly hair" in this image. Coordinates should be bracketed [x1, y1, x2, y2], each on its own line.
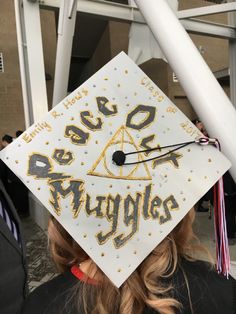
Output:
[48, 208, 210, 314]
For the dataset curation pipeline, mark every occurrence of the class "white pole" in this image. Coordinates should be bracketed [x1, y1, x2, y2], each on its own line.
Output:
[23, 0, 48, 121]
[14, 0, 31, 128]
[135, 0, 236, 182]
[52, 0, 77, 107]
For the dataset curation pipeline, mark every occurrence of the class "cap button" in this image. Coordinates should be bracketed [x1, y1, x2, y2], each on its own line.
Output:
[112, 150, 126, 166]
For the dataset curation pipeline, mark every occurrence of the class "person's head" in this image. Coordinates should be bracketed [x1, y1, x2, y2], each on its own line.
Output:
[1, 134, 13, 148]
[16, 130, 23, 137]
[48, 208, 207, 314]
[192, 119, 208, 136]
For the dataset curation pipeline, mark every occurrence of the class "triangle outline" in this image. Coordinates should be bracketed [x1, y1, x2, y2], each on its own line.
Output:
[87, 125, 152, 180]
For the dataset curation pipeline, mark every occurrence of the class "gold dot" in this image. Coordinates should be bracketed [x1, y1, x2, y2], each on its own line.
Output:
[204, 176, 207, 179]
[133, 250, 137, 255]
[70, 117, 74, 121]
[127, 186, 130, 189]
[15, 160, 19, 164]
[188, 178, 191, 182]
[164, 174, 167, 178]
[117, 268, 122, 272]
[117, 83, 121, 87]
[183, 198, 186, 201]
[61, 113, 64, 116]
[83, 234, 87, 238]
[208, 158, 212, 162]
[85, 103, 89, 107]
[81, 162, 84, 166]
[109, 185, 113, 188]
[187, 149, 191, 152]
[45, 141, 49, 145]
[148, 232, 152, 236]
[101, 253, 105, 257]
[125, 70, 128, 74]
[104, 77, 108, 81]
[37, 187, 41, 191]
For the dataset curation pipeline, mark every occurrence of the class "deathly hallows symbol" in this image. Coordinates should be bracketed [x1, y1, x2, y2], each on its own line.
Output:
[88, 126, 151, 180]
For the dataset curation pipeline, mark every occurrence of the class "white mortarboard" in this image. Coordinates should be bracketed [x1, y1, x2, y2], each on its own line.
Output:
[0, 52, 231, 287]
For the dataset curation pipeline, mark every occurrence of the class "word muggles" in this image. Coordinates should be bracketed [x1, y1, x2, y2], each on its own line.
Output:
[28, 152, 179, 248]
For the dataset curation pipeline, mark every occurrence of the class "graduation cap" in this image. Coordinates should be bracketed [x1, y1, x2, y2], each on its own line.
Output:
[0, 52, 231, 287]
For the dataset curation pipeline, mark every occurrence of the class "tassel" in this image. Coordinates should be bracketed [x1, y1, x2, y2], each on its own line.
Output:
[197, 137, 230, 277]
[213, 140, 230, 277]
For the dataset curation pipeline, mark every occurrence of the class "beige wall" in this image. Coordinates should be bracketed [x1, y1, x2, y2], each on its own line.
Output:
[140, 59, 169, 95]
[91, 21, 130, 73]
[109, 21, 130, 57]
[0, 0, 25, 139]
[179, 0, 229, 72]
[91, 24, 111, 73]
[87, 21, 130, 79]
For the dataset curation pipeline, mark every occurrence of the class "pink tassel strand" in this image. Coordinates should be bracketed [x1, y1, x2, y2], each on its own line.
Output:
[197, 138, 230, 277]
[213, 140, 230, 277]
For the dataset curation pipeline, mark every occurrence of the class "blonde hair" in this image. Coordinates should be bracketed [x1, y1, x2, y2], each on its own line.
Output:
[48, 209, 209, 314]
